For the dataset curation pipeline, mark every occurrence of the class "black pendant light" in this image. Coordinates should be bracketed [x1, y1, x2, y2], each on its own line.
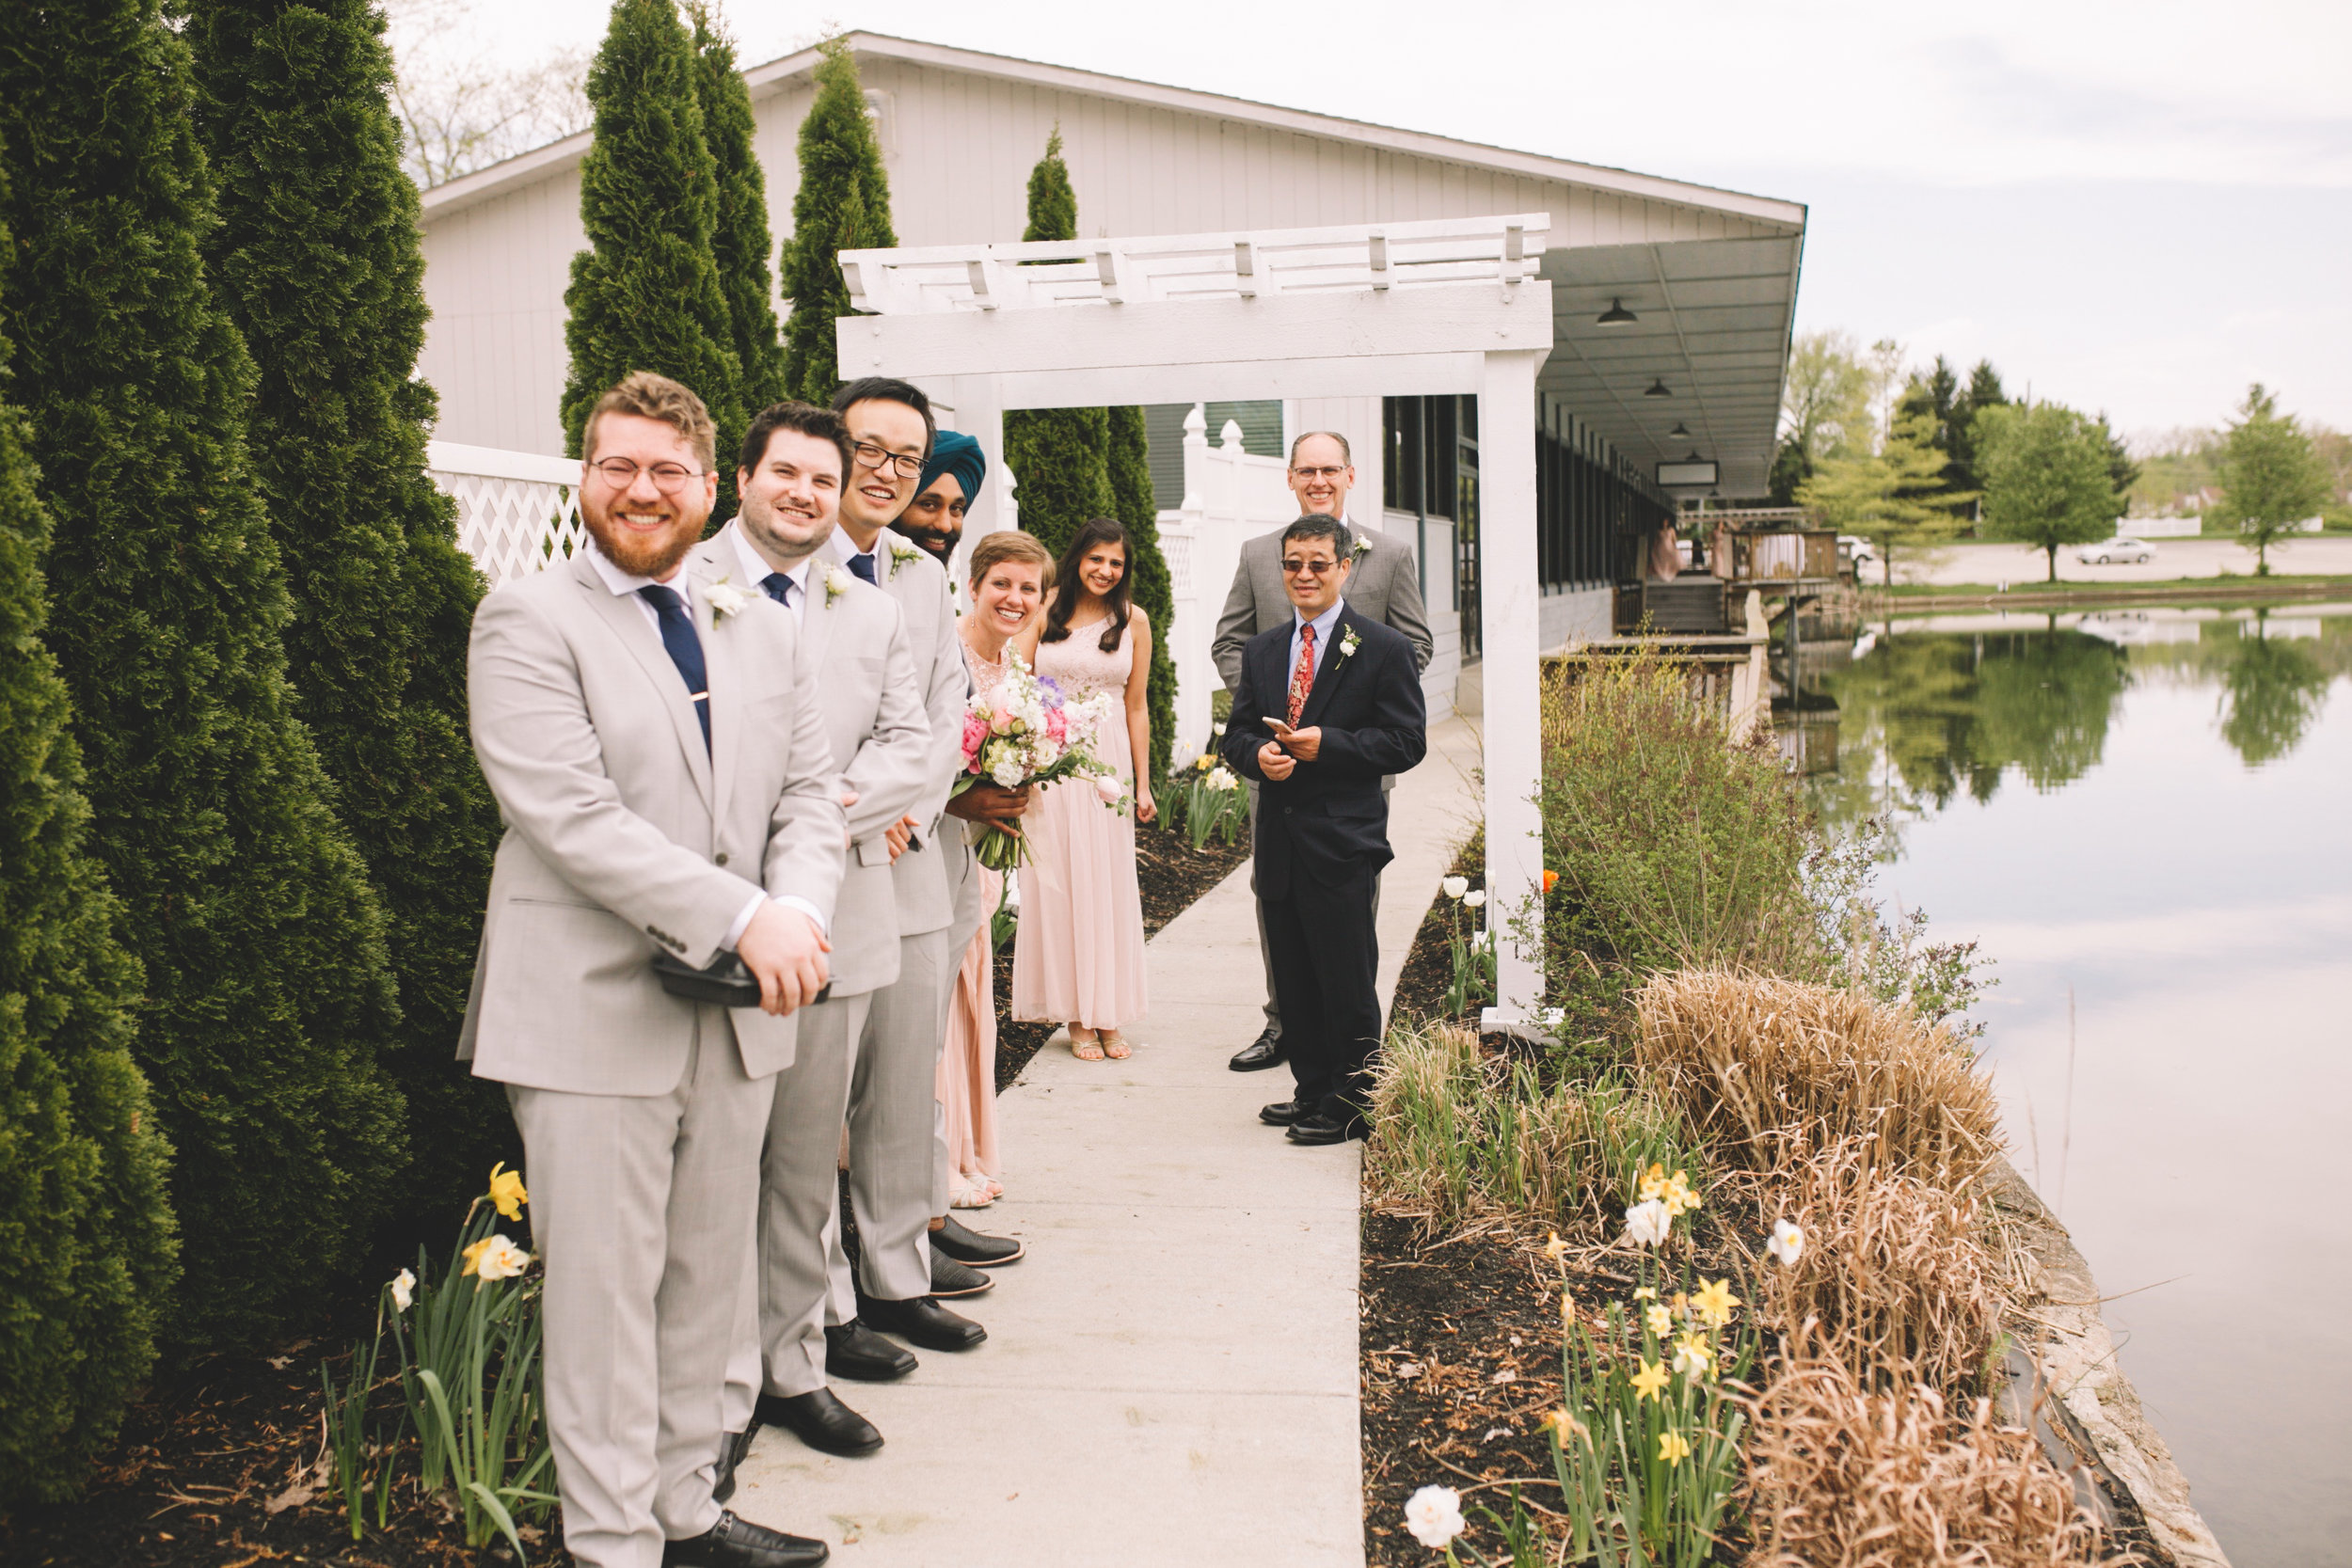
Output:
[1644, 379, 1673, 398]
[1669, 421, 1691, 438]
[1597, 297, 1638, 326]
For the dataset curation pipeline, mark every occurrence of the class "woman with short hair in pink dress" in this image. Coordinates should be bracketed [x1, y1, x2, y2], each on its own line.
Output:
[1012, 518, 1156, 1060]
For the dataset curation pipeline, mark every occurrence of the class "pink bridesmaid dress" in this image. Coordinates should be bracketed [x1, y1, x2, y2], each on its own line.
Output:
[1010, 613, 1150, 1031]
[938, 644, 1011, 1205]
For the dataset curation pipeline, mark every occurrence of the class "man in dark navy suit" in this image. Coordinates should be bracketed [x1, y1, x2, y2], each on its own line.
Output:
[1221, 514, 1428, 1144]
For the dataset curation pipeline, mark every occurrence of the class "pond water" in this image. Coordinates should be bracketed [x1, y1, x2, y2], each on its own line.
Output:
[1798, 601, 2352, 1567]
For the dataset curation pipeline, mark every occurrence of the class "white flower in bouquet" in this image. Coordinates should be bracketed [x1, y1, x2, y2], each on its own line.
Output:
[1625, 1197, 1673, 1248]
[1403, 1485, 1466, 1549]
[1094, 772, 1125, 806]
[990, 753, 1027, 789]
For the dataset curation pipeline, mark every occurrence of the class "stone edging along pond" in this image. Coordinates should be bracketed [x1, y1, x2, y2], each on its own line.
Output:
[1992, 1158, 2233, 1568]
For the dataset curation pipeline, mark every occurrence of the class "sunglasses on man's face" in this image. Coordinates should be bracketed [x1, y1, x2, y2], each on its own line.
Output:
[1281, 557, 1342, 577]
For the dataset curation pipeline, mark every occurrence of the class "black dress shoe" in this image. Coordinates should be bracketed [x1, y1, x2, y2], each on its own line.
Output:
[1285, 1113, 1369, 1146]
[752, 1388, 882, 1458]
[661, 1509, 829, 1567]
[1229, 1026, 1285, 1071]
[1259, 1099, 1311, 1127]
[929, 1249, 994, 1298]
[932, 1215, 1025, 1266]
[825, 1319, 916, 1383]
[863, 1294, 987, 1352]
[712, 1425, 756, 1504]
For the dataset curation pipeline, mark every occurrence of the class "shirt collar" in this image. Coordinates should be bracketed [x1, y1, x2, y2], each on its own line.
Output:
[829, 524, 879, 568]
[730, 524, 815, 595]
[1294, 597, 1347, 641]
[585, 540, 683, 596]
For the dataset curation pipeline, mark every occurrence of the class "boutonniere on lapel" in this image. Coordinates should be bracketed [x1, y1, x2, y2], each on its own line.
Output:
[1337, 625, 1362, 662]
[823, 564, 857, 607]
[705, 576, 753, 620]
[1350, 534, 1374, 564]
[885, 535, 924, 579]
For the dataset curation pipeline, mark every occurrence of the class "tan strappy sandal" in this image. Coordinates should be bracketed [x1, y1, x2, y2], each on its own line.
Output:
[1098, 1029, 1132, 1060]
[1068, 1025, 1105, 1062]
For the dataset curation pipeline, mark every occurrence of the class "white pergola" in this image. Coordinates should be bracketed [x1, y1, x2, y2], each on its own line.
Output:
[838, 214, 1555, 1028]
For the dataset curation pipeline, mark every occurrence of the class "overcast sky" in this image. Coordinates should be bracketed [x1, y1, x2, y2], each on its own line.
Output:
[444, 0, 2352, 439]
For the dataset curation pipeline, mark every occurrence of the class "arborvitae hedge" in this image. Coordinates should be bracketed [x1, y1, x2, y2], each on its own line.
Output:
[0, 0, 406, 1352]
[1108, 405, 1179, 779]
[562, 0, 744, 520]
[690, 3, 787, 416]
[186, 0, 509, 1234]
[1006, 130, 1113, 561]
[0, 212, 179, 1509]
[780, 38, 896, 404]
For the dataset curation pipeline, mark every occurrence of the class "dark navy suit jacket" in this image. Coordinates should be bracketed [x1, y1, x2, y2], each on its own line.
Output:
[1221, 604, 1427, 901]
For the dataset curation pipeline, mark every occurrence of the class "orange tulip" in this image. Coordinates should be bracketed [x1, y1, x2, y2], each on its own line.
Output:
[1542, 869, 1560, 895]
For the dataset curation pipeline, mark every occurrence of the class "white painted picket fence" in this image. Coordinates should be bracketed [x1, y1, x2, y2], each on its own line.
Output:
[425, 440, 584, 587]
[1154, 404, 1295, 764]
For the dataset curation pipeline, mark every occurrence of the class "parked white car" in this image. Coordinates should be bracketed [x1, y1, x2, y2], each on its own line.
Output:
[2076, 536, 2155, 564]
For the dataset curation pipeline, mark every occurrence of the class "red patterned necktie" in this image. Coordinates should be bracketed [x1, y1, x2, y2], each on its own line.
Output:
[1288, 621, 1317, 726]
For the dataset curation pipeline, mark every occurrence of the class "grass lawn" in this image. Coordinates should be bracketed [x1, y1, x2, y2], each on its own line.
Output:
[1871, 573, 2352, 598]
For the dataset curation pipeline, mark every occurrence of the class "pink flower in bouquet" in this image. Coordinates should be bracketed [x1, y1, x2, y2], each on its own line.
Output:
[961, 711, 988, 770]
[1046, 706, 1068, 742]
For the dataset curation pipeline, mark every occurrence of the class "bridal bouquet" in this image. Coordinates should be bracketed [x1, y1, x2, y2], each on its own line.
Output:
[953, 650, 1122, 870]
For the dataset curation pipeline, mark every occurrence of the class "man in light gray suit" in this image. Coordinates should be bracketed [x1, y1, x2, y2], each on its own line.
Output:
[1212, 431, 1434, 1073]
[696, 402, 931, 1485]
[463, 373, 840, 1568]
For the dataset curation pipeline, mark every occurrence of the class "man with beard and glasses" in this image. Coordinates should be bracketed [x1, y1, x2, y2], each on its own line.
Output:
[691, 402, 930, 1486]
[462, 372, 842, 1568]
[817, 378, 1029, 1362]
[895, 429, 984, 567]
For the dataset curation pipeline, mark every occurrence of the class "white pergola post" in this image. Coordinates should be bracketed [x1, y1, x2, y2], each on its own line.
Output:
[840, 215, 1555, 1028]
[1476, 348, 1547, 1028]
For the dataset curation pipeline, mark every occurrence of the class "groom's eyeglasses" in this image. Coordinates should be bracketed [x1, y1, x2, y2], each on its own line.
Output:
[1281, 556, 1342, 577]
[589, 458, 701, 492]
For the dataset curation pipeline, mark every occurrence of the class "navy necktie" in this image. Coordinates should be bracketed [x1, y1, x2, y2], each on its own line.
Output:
[847, 550, 877, 584]
[638, 584, 710, 754]
[761, 572, 795, 609]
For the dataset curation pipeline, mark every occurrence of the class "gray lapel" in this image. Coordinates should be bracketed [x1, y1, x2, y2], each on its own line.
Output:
[686, 554, 740, 829]
[801, 565, 840, 673]
[573, 551, 715, 811]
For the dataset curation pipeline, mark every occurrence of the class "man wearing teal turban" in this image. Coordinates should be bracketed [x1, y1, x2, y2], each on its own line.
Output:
[897, 429, 986, 565]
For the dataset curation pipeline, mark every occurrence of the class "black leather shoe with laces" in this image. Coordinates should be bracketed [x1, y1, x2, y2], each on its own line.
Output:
[1258, 1099, 1311, 1126]
[824, 1319, 916, 1382]
[1285, 1113, 1368, 1146]
[1229, 1026, 1285, 1071]
[931, 1215, 1025, 1266]
[863, 1293, 987, 1352]
[753, 1388, 882, 1458]
[660, 1509, 829, 1567]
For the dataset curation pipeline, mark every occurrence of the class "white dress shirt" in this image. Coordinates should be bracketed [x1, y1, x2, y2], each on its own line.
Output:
[827, 523, 882, 583]
[583, 540, 827, 948]
[1286, 596, 1348, 697]
[731, 526, 816, 626]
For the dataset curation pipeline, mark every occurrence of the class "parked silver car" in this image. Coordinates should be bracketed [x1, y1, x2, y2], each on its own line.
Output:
[2076, 536, 2155, 564]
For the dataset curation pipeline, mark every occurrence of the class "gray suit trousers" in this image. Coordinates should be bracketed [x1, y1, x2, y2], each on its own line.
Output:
[509, 1018, 771, 1568]
[723, 990, 871, 1421]
[828, 927, 955, 1309]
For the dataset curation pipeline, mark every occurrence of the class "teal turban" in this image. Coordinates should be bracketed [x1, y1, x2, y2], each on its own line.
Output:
[918, 430, 987, 501]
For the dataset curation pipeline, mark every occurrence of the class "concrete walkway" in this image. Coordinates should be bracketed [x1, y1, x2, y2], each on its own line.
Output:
[732, 717, 1484, 1566]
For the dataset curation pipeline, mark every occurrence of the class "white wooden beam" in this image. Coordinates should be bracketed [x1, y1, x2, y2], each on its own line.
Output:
[981, 352, 1495, 411]
[1475, 348, 1548, 1033]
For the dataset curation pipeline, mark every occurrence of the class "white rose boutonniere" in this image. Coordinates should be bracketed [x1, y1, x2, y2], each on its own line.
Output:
[1339, 625, 1362, 661]
[824, 564, 857, 606]
[705, 577, 753, 620]
[1350, 534, 1374, 563]
[886, 535, 924, 578]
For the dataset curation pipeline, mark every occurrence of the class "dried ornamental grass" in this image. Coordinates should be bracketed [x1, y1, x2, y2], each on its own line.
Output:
[1636, 968, 2000, 1184]
[1744, 1357, 2111, 1567]
[1759, 1140, 2006, 1395]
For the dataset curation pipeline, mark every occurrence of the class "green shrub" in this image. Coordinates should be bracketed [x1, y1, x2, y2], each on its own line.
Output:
[0, 290, 179, 1507]
[0, 0, 408, 1352]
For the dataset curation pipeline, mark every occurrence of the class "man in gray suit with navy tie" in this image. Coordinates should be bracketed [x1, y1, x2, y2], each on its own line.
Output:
[463, 373, 841, 1568]
[1213, 431, 1433, 1073]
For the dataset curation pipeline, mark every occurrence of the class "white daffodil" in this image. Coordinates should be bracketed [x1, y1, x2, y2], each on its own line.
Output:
[1206, 767, 1239, 791]
[389, 1267, 416, 1313]
[1625, 1197, 1673, 1248]
[1442, 876, 1470, 900]
[462, 1234, 532, 1282]
[705, 578, 753, 619]
[1463, 889, 1487, 910]
[1403, 1485, 1466, 1550]
[1212, 721, 1227, 737]
[1769, 1218, 1805, 1267]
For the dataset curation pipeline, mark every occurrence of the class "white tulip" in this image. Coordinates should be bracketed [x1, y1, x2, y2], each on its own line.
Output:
[1624, 1197, 1672, 1248]
[1441, 876, 1470, 900]
[1768, 1218, 1805, 1267]
[389, 1267, 416, 1313]
[1463, 889, 1487, 909]
[1403, 1485, 1467, 1550]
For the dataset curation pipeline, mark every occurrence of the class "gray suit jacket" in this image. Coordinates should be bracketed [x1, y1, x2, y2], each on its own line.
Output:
[848, 528, 968, 941]
[1213, 517, 1433, 689]
[460, 546, 846, 1096]
[691, 526, 930, 998]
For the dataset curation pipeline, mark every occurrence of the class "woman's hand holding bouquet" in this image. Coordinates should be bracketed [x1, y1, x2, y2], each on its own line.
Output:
[952, 651, 1123, 870]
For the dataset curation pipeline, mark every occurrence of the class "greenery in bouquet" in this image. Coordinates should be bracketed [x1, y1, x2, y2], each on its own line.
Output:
[953, 650, 1123, 870]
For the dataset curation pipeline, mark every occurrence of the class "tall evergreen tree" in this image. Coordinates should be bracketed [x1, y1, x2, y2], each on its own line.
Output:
[1005, 130, 1114, 559]
[562, 0, 744, 520]
[0, 0, 406, 1350]
[779, 38, 896, 404]
[185, 0, 509, 1232]
[0, 193, 179, 1509]
[1797, 409, 1971, 587]
[1106, 405, 1178, 779]
[688, 2, 787, 415]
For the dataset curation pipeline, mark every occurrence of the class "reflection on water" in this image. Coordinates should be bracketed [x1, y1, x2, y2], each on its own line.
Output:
[1796, 602, 2352, 1567]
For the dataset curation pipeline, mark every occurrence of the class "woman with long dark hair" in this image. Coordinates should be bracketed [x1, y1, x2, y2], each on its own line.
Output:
[1011, 518, 1154, 1059]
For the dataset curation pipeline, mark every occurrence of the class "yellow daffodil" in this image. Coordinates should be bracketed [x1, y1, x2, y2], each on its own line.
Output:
[486, 1162, 529, 1221]
[1670, 1291, 1692, 1322]
[1560, 1291, 1576, 1326]
[1536, 1407, 1582, 1442]
[462, 1233, 532, 1281]
[1632, 1287, 1658, 1302]
[1638, 1163, 1669, 1202]
[1692, 1277, 1740, 1328]
[1629, 1358, 1669, 1403]
[1672, 1330, 1715, 1378]
[1644, 1303, 1674, 1338]
[1662, 1172, 1700, 1218]
[1658, 1430, 1692, 1467]
[1544, 1232, 1570, 1262]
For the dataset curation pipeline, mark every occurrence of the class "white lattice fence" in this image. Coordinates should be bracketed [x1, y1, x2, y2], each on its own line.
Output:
[425, 441, 585, 587]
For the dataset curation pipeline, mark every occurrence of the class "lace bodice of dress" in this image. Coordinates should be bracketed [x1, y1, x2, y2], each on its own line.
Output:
[965, 637, 1011, 704]
[1033, 615, 1135, 705]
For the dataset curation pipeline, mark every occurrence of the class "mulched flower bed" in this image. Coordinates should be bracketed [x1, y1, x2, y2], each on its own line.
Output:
[4, 823, 1251, 1568]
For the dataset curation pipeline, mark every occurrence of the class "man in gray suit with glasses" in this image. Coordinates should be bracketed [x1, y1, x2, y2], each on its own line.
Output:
[462, 372, 842, 1568]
